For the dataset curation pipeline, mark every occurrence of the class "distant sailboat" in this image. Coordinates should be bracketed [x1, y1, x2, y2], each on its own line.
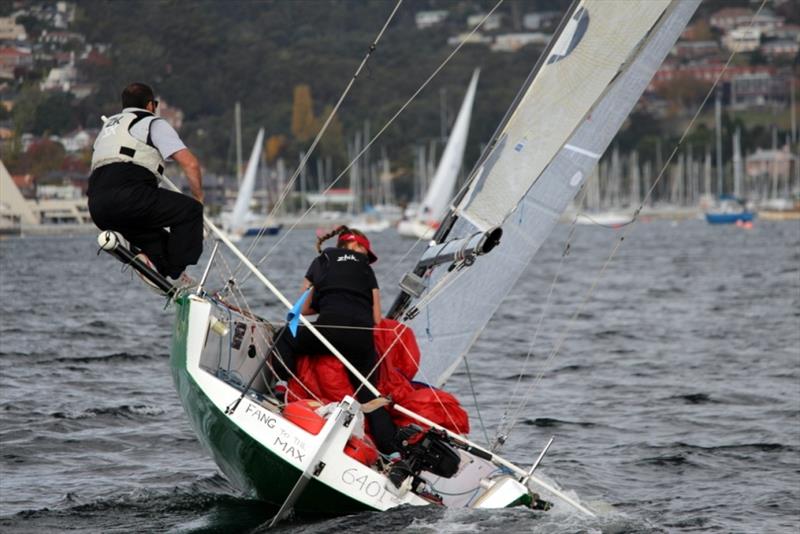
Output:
[347, 133, 391, 233]
[398, 69, 479, 239]
[705, 94, 755, 224]
[220, 128, 282, 240]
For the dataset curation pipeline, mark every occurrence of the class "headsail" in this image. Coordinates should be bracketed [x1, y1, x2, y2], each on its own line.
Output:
[390, 0, 701, 386]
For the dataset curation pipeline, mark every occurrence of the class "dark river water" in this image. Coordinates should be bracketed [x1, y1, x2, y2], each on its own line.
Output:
[1, 219, 798, 533]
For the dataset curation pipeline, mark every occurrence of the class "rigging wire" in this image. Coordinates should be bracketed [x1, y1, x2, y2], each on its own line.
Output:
[239, 1, 507, 283]
[462, 354, 492, 446]
[495, 188, 588, 444]
[234, 0, 404, 269]
[499, 0, 771, 445]
[207, 242, 325, 404]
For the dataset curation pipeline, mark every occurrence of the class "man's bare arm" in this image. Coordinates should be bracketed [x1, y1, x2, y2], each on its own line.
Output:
[171, 148, 204, 203]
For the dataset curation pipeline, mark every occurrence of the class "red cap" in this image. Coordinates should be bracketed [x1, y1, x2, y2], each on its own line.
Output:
[340, 233, 377, 264]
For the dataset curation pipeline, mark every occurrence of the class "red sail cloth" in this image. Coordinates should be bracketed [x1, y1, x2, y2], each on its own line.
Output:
[286, 319, 469, 435]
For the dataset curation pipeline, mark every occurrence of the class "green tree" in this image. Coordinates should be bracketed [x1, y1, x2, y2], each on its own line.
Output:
[317, 105, 346, 165]
[34, 92, 77, 135]
[11, 85, 43, 134]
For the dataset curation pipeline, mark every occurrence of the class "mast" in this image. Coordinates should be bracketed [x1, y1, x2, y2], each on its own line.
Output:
[715, 90, 723, 197]
[235, 101, 243, 187]
[771, 126, 779, 199]
[733, 127, 742, 199]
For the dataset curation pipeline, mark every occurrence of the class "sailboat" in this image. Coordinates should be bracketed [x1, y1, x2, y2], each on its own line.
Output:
[219, 128, 282, 240]
[397, 69, 480, 240]
[97, 0, 698, 524]
[346, 134, 392, 233]
[705, 94, 755, 224]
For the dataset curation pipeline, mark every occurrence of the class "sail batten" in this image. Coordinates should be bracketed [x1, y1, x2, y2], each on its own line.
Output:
[396, 0, 700, 387]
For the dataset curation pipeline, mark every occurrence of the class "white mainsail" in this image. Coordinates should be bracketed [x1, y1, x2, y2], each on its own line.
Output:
[392, 0, 701, 387]
[227, 127, 265, 236]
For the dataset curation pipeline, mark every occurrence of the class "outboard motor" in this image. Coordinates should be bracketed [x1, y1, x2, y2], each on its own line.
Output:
[394, 425, 461, 479]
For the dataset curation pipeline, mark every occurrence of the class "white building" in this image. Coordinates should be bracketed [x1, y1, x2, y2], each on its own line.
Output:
[491, 33, 550, 52]
[467, 13, 502, 32]
[0, 17, 27, 41]
[415, 10, 448, 29]
[746, 147, 796, 180]
[40, 52, 78, 92]
[37, 183, 84, 200]
[522, 12, 560, 31]
[447, 32, 492, 47]
[722, 27, 762, 53]
[52, 129, 95, 153]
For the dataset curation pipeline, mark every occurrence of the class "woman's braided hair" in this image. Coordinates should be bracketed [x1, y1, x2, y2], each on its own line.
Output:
[316, 225, 368, 253]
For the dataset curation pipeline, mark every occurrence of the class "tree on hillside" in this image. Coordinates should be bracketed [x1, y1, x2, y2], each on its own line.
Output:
[265, 134, 287, 164]
[686, 19, 712, 41]
[656, 78, 711, 116]
[12, 85, 43, 134]
[12, 87, 77, 136]
[19, 139, 66, 180]
[34, 92, 78, 135]
[317, 104, 346, 166]
[291, 84, 317, 143]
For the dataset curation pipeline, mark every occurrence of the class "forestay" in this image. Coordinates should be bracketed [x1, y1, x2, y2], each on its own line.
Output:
[396, 0, 701, 387]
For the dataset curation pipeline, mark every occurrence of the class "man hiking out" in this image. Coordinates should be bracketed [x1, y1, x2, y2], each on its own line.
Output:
[88, 82, 204, 282]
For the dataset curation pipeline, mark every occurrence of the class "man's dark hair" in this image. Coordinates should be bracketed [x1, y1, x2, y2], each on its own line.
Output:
[121, 82, 155, 109]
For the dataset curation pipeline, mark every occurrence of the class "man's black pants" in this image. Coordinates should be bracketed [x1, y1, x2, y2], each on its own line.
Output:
[88, 162, 203, 278]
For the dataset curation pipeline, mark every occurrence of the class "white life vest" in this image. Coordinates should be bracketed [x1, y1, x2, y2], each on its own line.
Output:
[91, 110, 165, 177]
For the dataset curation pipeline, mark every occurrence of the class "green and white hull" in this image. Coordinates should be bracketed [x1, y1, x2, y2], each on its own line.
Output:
[170, 294, 432, 514]
[169, 294, 541, 517]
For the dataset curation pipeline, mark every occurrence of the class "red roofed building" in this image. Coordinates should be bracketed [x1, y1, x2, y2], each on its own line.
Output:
[12, 174, 36, 198]
[0, 47, 33, 69]
[81, 49, 111, 68]
[649, 63, 775, 91]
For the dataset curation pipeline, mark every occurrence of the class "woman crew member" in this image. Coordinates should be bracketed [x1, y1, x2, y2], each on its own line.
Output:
[275, 226, 397, 454]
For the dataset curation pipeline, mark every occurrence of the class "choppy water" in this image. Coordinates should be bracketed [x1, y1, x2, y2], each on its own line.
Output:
[1, 219, 798, 533]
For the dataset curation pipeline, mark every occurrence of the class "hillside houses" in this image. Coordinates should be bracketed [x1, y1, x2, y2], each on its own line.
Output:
[650, 4, 797, 112]
[0, 17, 27, 41]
